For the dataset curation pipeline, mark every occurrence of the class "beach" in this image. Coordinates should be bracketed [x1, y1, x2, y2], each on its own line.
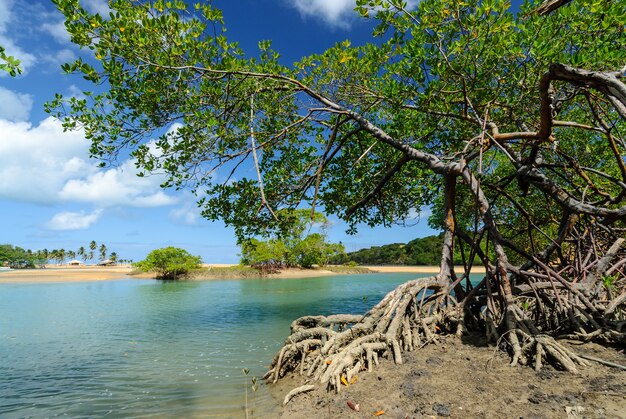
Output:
[0, 264, 488, 284]
[0, 265, 136, 283]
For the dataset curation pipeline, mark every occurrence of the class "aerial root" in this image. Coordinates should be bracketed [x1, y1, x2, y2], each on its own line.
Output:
[266, 276, 446, 393]
[504, 329, 590, 373]
[282, 384, 315, 405]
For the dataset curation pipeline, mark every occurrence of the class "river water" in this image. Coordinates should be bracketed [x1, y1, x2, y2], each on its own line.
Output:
[0, 272, 466, 417]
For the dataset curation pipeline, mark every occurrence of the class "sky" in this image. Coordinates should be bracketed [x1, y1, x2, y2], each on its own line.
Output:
[0, 0, 438, 263]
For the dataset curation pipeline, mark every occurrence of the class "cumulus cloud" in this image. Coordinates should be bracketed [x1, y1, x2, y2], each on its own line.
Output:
[46, 209, 103, 230]
[0, 117, 88, 203]
[59, 159, 178, 207]
[0, 117, 177, 208]
[288, 0, 357, 28]
[0, 87, 33, 121]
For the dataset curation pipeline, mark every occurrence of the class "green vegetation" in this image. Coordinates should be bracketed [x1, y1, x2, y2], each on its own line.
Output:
[239, 210, 345, 271]
[0, 243, 123, 268]
[0, 45, 21, 77]
[333, 234, 486, 266]
[0, 245, 45, 268]
[333, 235, 443, 265]
[187, 265, 261, 279]
[323, 265, 372, 275]
[51, 0, 626, 390]
[134, 247, 202, 279]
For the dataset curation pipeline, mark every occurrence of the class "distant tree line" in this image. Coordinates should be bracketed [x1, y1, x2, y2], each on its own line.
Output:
[0, 242, 125, 268]
[0, 245, 46, 268]
[331, 234, 481, 266]
[239, 209, 345, 273]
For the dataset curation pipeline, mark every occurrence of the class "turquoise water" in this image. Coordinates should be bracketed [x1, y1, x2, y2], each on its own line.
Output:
[0, 273, 465, 418]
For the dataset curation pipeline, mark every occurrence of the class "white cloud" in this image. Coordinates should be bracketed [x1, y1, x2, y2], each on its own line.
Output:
[0, 87, 33, 121]
[0, 0, 13, 31]
[0, 117, 177, 208]
[83, 0, 111, 16]
[0, 117, 89, 204]
[41, 48, 76, 67]
[169, 199, 201, 225]
[46, 209, 103, 230]
[41, 20, 70, 44]
[289, 0, 356, 28]
[287, 0, 420, 28]
[59, 159, 178, 207]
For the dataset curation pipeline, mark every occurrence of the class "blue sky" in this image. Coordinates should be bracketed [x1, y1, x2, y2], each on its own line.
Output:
[0, 0, 438, 263]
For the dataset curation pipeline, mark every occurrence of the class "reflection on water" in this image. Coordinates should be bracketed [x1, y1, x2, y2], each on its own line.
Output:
[0, 273, 481, 417]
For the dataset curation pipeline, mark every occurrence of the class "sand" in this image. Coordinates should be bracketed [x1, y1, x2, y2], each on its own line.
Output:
[0, 264, 485, 284]
[271, 335, 626, 418]
[0, 265, 136, 283]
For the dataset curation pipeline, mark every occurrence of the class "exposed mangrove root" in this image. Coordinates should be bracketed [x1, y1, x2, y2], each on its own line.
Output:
[497, 330, 590, 373]
[283, 384, 315, 405]
[267, 276, 450, 391]
[267, 243, 625, 398]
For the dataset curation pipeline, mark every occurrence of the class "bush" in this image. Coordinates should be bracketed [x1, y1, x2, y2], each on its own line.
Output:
[134, 247, 202, 279]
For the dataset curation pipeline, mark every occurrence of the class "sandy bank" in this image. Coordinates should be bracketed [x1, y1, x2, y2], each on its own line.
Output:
[0, 265, 135, 284]
[0, 264, 486, 284]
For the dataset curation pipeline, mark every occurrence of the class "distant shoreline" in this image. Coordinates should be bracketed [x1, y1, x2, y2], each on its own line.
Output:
[0, 264, 485, 284]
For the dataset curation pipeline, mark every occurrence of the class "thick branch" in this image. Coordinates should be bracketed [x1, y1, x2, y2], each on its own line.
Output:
[346, 155, 410, 217]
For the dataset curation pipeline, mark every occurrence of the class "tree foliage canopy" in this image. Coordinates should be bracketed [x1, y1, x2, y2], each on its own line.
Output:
[51, 0, 626, 384]
[239, 209, 344, 269]
[134, 246, 202, 279]
[49, 0, 626, 242]
[332, 234, 470, 266]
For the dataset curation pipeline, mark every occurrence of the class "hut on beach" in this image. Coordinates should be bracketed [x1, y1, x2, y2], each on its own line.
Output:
[98, 259, 115, 266]
[68, 260, 83, 266]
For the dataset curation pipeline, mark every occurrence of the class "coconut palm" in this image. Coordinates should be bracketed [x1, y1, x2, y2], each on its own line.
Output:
[99, 244, 107, 262]
[77, 246, 86, 262]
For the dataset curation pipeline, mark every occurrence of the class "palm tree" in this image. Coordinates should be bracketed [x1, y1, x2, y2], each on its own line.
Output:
[78, 246, 86, 262]
[68, 250, 76, 261]
[49, 249, 58, 265]
[58, 249, 66, 265]
[89, 241, 97, 265]
[109, 252, 118, 264]
[99, 243, 107, 262]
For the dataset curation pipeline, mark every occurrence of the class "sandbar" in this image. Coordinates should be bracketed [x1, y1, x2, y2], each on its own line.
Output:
[0, 265, 135, 284]
[0, 264, 486, 284]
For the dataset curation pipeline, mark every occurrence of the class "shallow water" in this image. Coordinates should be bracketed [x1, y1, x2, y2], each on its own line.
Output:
[0, 273, 479, 417]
